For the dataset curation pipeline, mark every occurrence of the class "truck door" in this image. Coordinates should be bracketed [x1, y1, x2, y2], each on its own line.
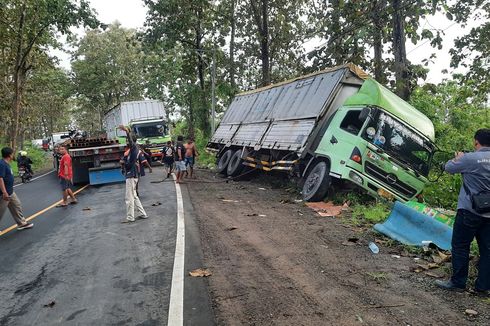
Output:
[315, 107, 365, 175]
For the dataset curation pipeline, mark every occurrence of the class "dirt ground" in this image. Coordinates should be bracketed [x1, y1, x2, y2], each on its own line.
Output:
[186, 169, 489, 326]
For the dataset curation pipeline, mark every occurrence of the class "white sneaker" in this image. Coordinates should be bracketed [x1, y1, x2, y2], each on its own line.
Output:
[17, 223, 34, 230]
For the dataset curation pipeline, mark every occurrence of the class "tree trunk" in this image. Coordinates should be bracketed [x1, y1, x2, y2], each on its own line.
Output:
[229, 0, 237, 91]
[187, 91, 195, 139]
[9, 5, 26, 151]
[330, 0, 342, 65]
[373, 0, 386, 84]
[249, 0, 270, 86]
[260, 0, 270, 86]
[392, 0, 410, 100]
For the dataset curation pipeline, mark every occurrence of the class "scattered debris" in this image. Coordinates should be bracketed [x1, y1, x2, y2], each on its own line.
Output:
[43, 301, 55, 308]
[306, 201, 346, 217]
[222, 199, 240, 203]
[363, 303, 405, 309]
[368, 242, 379, 254]
[424, 271, 443, 278]
[464, 309, 478, 316]
[342, 241, 356, 246]
[226, 226, 238, 231]
[427, 263, 439, 269]
[82, 207, 91, 211]
[294, 199, 303, 203]
[280, 199, 293, 204]
[258, 214, 267, 217]
[189, 268, 212, 277]
[258, 187, 266, 191]
[151, 202, 162, 206]
[391, 255, 401, 259]
[432, 251, 450, 264]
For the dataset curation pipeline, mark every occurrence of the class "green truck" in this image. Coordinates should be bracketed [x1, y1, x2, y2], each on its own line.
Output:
[207, 64, 436, 202]
[103, 100, 171, 161]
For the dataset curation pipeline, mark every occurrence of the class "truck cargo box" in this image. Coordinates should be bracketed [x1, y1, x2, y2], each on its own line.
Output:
[103, 100, 166, 140]
[210, 64, 367, 155]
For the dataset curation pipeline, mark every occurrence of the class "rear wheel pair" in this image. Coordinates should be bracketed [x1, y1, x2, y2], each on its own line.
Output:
[217, 149, 244, 177]
[218, 150, 331, 202]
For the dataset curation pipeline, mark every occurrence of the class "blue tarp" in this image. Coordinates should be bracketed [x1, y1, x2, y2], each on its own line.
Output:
[374, 201, 453, 250]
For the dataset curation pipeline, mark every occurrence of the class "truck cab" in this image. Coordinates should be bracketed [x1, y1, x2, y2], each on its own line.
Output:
[129, 117, 171, 160]
[307, 79, 436, 202]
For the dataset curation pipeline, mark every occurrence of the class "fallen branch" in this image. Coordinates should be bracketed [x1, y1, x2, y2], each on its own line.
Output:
[363, 303, 405, 309]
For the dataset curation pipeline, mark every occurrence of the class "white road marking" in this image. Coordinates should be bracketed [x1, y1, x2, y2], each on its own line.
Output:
[167, 174, 185, 326]
[13, 170, 54, 188]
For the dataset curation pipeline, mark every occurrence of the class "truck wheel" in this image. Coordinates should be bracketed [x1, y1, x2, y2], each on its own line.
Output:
[302, 161, 331, 202]
[227, 150, 245, 177]
[217, 150, 233, 175]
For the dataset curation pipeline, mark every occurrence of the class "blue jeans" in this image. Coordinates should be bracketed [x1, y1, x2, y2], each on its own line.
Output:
[451, 209, 490, 290]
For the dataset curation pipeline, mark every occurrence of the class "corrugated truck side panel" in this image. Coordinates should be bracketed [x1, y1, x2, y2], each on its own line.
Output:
[212, 68, 348, 152]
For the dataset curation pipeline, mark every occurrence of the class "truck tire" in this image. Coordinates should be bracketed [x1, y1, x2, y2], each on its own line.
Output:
[302, 161, 331, 202]
[217, 150, 233, 175]
[227, 150, 245, 177]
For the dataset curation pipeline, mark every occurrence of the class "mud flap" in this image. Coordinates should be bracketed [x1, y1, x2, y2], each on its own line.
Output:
[373, 201, 453, 250]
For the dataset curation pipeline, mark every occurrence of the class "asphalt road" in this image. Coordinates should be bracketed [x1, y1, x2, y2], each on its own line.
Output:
[0, 168, 214, 325]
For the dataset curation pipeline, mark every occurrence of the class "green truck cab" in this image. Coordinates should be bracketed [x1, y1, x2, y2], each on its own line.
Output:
[129, 117, 171, 160]
[311, 79, 435, 202]
[207, 64, 436, 202]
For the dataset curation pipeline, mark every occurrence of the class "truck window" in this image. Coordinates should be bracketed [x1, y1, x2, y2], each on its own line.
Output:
[340, 110, 363, 135]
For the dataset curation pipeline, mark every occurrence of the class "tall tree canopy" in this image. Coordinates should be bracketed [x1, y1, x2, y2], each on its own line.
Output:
[71, 23, 146, 132]
[0, 0, 98, 149]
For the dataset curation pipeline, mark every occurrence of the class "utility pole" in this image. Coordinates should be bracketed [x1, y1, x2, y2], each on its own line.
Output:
[211, 46, 217, 134]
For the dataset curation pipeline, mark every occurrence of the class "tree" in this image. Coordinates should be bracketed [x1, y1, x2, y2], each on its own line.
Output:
[144, 0, 215, 136]
[449, 1, 490, 96]
[24, 64, 73, 140]
[71, 23, 146, 132]
[0, 0, 97, 149]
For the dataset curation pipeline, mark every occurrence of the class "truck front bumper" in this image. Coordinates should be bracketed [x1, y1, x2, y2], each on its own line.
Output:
[341, 166, 416, 203]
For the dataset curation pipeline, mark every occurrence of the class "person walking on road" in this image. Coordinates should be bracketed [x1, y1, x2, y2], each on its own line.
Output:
[0, 147, 34, 230]
[58, 145, 77, 207]
[174, 136, 186, 184]
[435, 129, 490, 296]
[119, 125, 148, 223]
[161, 141, 175, 179]
[136, 147, 152, 197]
[184, 137, 199, 179]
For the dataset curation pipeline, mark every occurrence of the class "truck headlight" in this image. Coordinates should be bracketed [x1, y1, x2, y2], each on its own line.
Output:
[349, 171, 364, 185]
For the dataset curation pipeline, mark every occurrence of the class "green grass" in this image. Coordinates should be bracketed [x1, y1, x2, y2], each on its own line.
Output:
[348, 202, 391, 226]
[366, 272, 389, 283]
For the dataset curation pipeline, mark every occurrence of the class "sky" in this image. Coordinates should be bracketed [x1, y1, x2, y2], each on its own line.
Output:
[52, 0, 483, 85]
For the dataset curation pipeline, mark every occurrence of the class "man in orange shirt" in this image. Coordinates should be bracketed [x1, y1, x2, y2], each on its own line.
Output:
[58, 145, 77, 207]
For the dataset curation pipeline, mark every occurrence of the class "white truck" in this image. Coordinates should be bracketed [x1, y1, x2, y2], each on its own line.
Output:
[103, 100, 170, 160]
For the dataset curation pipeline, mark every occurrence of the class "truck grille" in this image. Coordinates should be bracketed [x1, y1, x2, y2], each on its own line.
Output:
[364, 162, 417, 198]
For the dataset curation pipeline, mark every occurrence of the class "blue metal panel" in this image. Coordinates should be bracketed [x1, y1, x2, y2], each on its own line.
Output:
[89, 168, 125, 185]
[374, 201, 452, 250]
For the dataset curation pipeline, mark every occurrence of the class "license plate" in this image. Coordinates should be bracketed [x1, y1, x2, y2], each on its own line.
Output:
[378, 188, 394, 200]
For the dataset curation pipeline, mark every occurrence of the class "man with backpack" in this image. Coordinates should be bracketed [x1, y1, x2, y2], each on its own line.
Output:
[436, 129, 490, 296]
[161, 141, 174, 179]
[174, 136, 186, 184]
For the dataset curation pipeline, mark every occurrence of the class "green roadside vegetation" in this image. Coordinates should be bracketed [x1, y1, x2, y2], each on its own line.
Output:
[0, 143, 50, 175]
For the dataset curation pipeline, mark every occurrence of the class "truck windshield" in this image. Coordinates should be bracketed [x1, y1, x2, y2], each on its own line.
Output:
[362, 110, 434, 177]
[133, 123, 167, 138]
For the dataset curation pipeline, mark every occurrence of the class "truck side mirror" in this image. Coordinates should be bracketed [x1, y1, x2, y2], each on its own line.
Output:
[359, 107, 371, 121]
